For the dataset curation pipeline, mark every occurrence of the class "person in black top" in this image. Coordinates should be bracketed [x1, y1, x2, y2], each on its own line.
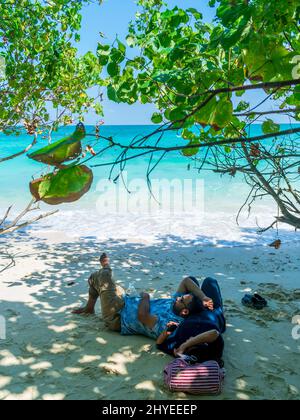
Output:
[157, 277, 226, 365]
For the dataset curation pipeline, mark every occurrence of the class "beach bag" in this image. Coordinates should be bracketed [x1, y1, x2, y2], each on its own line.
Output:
[164, 357, 225, 395]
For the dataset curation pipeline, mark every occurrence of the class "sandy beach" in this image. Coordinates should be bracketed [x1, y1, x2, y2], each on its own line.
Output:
[1, 0, 300, 404]
[0, 228, 299, 400]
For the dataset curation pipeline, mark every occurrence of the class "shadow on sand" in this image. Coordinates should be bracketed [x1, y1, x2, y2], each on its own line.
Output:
[0, 232, 299, 400]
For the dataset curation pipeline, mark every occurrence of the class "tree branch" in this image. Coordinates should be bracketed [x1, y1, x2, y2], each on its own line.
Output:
[0, 133, 38, 163]
[0, 200, 58, 235]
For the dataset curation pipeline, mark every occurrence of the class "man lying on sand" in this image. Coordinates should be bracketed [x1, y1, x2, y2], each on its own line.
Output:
[156, 277, 226, 365]
[73, 253, 214, 339]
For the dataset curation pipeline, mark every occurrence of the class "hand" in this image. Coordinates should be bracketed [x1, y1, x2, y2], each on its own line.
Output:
[167, 321, 179, 329]
[202, 296, 214, 311]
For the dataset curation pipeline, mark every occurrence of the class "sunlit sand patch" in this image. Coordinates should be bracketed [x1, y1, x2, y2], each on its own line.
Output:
[0, 350, 21, 367]
[48, 323, 77, 333]
[49, 342, 78, 354]
[4, 386, 39, 400]
[26, 344, 42, 355]
[256, 355, 269, 362]
[55, 305, 79, 314]
[99, 351, 139, 376]
[135, 381, 156, 391]
[42, 393, 65, 400]
[96, 337, 107, 345]
[64, 367, 83, 374]
[236, 378, 247, 391]
[236, 392, 250, 400]
[0, 390, 10, 399]
[288, 385, 299, 397]
[0, 376, 11, 388]
[19, 357, 36, 365]
[78, 355, 101, 364]
[30, 361, 52, 370]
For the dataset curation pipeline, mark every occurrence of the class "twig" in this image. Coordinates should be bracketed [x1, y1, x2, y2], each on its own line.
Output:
[0, 133, 38, 163]
[0, 209, 58, 235]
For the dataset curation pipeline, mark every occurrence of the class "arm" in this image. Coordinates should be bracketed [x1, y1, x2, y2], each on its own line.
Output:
[174, 330, 220, 356]
[177, 277, 214, 310]
[156, 330, 170, 345]
[138, 292, 158, 329]
[156, 322, 179, 345]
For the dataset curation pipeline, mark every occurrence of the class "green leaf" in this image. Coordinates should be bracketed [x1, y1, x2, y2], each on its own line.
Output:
[126, 35, 136, 47]
[235, 101, 249, 112]
[110, 48, 125, 64]
[186, 8, 203, 20]
[195, 97, 233, 130]
[29, 165, 93, 205]
[168, 107, 187, 121]
[182, 139, 200, 157]
[28, 123, 85, 166]
[117, 40, 126, 54]
[107, 62, 120, 77]
[151, 112, 163, 124]
[107, 85, 119, 102]
[262, 119, 280, 135]
[182, 128, 196, 141]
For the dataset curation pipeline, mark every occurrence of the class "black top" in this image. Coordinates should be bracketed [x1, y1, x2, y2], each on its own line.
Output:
[157, 313, 225, 363]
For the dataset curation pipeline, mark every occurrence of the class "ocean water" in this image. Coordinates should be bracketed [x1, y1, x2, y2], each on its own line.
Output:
[0, 124, 299, 246]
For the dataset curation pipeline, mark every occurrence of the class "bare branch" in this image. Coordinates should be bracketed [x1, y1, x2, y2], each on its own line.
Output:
[0, 209, 58, 235]
[0, 133, 38, 163]
[91, 127, 300, 162]
[0, 199, 58, 236]
[0, 205, 13, 227]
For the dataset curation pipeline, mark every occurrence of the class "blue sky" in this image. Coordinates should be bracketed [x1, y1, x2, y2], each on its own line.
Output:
[78, 0, 290, 125]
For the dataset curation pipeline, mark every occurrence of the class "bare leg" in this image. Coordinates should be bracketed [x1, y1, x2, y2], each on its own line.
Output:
[72, 295, 97, 315]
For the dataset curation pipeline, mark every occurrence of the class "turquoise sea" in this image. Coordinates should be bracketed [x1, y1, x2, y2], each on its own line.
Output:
[0, 124, 299, 246]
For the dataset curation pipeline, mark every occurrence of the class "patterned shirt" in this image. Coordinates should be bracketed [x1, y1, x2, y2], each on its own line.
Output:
[120, 295, 183, 339]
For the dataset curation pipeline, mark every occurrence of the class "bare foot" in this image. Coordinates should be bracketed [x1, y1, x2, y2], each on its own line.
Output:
[72, 307, 95, 315]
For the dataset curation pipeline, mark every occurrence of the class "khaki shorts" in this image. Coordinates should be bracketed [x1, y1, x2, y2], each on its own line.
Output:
[89, 267, 125, 332]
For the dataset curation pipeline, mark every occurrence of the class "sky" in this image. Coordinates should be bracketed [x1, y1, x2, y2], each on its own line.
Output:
[77, 0, 290, 125]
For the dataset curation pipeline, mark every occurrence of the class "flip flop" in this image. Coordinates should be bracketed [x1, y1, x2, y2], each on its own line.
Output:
[242, 293, 267, 310]
[253, 293, 267, 307]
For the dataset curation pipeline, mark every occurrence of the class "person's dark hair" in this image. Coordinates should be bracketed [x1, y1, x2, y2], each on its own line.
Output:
[100, 253, 108, 263]
[173, 296, 203, 317]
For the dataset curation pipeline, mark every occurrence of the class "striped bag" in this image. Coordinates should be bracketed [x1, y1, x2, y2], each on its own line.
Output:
[164, 357, 225, 395]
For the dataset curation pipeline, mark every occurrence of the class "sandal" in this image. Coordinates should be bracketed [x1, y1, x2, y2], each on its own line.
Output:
[253, 293, 267, 307]
[242, 293, 267, 310]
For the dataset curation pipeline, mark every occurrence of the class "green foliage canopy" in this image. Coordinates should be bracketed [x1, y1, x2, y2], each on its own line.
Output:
[101, 0, 300, 155]
[0, 0, 103, 133]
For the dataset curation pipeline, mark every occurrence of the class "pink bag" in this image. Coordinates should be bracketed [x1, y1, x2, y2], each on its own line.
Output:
[164, 357, 225, 395]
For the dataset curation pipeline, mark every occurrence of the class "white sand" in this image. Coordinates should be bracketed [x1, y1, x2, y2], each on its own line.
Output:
[0, 231, 299, 400]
